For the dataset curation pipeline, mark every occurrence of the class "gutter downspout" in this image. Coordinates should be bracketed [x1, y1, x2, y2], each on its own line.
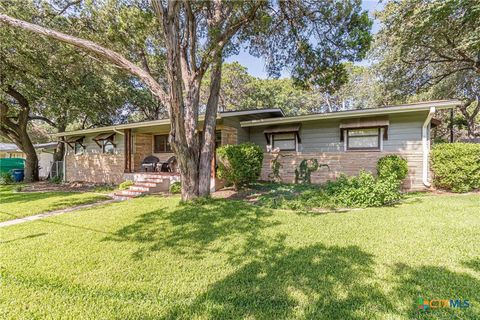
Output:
[113, 128, 124, 135]
[422, 107, 435, 187]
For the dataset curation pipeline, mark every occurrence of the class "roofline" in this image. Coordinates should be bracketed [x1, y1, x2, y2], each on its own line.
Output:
[240, 100, 461, 127]
[218, 108, 284, 117]
[54, 108, 284, 137]
[0, 142, 57, 152]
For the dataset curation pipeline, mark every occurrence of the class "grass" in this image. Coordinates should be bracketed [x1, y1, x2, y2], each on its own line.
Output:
[0, 193, 479, 319]
[0, 185, 110, 222]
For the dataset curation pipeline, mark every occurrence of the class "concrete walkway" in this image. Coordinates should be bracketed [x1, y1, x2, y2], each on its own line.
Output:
[0, 199, 116, 228]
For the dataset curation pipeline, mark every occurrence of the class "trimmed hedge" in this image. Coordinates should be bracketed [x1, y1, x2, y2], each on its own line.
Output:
[217, 143, 263, 190]
[431, 143, 480, 192]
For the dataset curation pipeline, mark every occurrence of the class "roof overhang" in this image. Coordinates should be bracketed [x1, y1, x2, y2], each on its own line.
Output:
[54, 108, 285, 137]
[240, 100, 461, 128]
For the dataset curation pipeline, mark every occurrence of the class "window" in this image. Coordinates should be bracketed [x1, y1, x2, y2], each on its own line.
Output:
[154, 135, 171, 153]
[346, 128, 381, 150]
[272, 133, 296, 151]
[74, 141, 85, 155]
[102, 139, 115, 154]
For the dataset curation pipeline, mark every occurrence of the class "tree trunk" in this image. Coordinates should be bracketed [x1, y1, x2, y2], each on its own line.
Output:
[21, 135, 39, 183]
[459, 99, 480, 140]
[0, 86, 39, 182]
[199, 57, 222, 196]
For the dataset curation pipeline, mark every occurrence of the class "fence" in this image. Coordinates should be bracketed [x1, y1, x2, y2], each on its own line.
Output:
[50, 161, 64, 179]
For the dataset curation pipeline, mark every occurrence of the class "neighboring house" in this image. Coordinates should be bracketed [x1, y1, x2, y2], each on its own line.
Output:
[0, 142, 57, 179]
[55, 100, 460, 192]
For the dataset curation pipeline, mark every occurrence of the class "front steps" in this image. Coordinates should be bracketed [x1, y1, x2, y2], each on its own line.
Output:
[114, 172, 180, 200]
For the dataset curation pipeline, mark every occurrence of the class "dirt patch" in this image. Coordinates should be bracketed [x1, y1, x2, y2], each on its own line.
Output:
[20, 181, 115, 193]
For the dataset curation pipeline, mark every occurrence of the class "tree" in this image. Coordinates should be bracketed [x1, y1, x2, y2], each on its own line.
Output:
[0, 0, 132, 180]
[0, 0, 372, 199]
[374, 0, 480, 138]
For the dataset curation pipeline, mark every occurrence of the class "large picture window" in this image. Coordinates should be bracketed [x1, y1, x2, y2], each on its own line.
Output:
[154, 135, 172, 153]
[346, 128, 381, 150]
[272, 133, 297, 151]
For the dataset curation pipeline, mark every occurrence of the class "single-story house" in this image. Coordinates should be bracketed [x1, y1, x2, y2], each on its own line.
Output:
[0, 142, 57, 179]
[55, 100, 460, 194]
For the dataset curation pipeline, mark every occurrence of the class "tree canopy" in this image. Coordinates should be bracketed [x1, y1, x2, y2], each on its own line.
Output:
[373, 0, 480, 138]
[0, 0, 372, 197]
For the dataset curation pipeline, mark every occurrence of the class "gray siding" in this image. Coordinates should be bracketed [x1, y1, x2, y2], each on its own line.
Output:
[248, 111, 428, 153]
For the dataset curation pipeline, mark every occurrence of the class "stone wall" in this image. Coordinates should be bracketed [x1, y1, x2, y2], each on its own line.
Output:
[65, 153, 124, 184]
[261, 151, 424, 190]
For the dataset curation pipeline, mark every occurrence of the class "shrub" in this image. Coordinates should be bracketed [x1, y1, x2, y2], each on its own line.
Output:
[255, 170, 403, 211]
[14, 185, 23, 192]
[119, 180, 134, 190]
[431, 143, 480, 192]
[169, 181, 181, 194]
[377, 155, 408, 181]
[325, 171, 402, 208]
[217, 143, 263, 190]
[0, 172, 14, 185]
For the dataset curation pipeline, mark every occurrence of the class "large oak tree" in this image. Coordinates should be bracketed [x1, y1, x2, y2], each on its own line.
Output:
[374, 0, 480, 139]
[1, 0, 371, 199]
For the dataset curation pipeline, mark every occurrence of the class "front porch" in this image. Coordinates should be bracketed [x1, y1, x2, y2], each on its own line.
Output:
[116, 126, 237, 199]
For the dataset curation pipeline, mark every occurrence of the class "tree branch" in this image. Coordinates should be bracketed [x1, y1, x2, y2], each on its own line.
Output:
[28, 115, 57, 127]
[0, 13, 169, 107]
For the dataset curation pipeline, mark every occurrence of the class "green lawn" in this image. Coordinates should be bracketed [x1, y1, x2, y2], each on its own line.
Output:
[0, 185, 110, 222]
[0, 193, 479, 319]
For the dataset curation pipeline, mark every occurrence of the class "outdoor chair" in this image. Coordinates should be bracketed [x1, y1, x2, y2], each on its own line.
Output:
[141, 155, 160, 172]
[160, 156, 177, 172]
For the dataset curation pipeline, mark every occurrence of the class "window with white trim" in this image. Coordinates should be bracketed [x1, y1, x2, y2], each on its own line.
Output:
[272, 133, 297, 151]
[346, 128, 381, 151]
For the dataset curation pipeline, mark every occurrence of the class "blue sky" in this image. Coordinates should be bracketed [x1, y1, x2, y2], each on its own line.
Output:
[225, 0, 384, 78]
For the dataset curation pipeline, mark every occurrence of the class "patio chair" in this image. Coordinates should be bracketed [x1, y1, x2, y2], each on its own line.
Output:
[141, 155, 160, 172]
[160, 156, 177, 172]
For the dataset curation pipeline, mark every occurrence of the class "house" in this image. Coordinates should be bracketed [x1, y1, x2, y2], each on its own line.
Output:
[0, 142, 57, 179]
[54, 100, 460, 195]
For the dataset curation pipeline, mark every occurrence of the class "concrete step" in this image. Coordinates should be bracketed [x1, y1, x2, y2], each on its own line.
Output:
[129, 185, 151, 192]
[142, 178, 165, 183]
[134, 182, 159, 187]
[115, 190, 144, 197]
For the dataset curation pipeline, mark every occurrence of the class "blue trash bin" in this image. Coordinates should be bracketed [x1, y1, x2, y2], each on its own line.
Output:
[11, 169, 24, 182]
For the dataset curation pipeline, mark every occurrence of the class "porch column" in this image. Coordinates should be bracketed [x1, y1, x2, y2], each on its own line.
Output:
[124, 129, 132, 173]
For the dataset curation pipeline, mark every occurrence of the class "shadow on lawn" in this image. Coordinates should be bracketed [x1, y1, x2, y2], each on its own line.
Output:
[392, 263, 480, 319]
[0, 233, 47, 244]
[462, 258, 480, 273]
[0, 191, 74, 205]
[164, 241, 393, 319]
[104, 198, 279, 261]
